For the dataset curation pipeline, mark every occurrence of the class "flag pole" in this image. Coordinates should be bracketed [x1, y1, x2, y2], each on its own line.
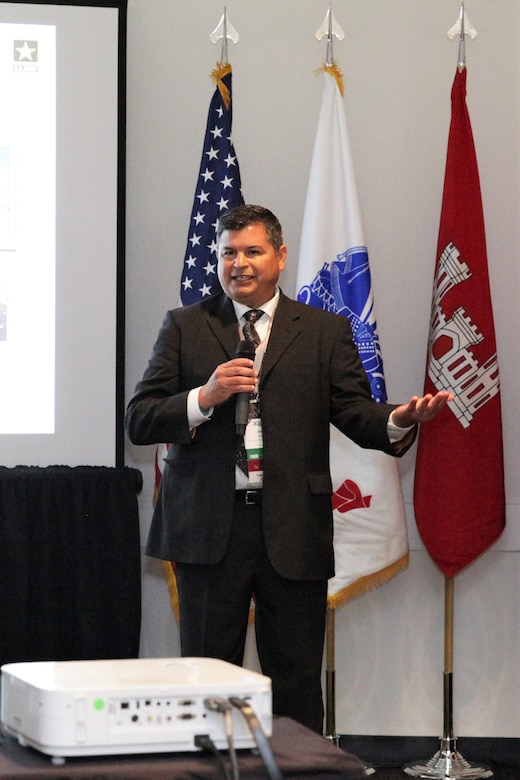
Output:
[326, 606, 375, 777]
[443, 575, 455, 744]
[314, 7, 345, 745]
[406, 7, 504, 776]
[325, 606, 340, 745]
[403, 576, 492, 779]
[310, 5, 408, 756]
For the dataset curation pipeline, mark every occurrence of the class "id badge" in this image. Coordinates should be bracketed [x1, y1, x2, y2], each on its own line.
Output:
[244, 417, 263, 487]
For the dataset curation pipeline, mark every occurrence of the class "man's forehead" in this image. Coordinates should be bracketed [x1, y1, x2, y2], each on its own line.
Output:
[218, 223, 269, 246]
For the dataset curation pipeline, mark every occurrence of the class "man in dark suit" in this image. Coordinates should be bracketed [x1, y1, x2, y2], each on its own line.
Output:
[126, 205, 452, 733]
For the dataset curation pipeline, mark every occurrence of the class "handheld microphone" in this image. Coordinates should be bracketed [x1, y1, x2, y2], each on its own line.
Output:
[235, 339, 256, 436]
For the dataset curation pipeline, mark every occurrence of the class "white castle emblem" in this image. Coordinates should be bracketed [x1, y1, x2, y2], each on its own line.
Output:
[428, 242, 499, 429]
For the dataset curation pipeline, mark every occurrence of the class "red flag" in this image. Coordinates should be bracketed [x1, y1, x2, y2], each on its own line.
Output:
[413, 68, 505, 577]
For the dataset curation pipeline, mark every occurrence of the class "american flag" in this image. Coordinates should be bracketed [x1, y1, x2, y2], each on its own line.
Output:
[160, 64, 244, 621]
[180, 64, 244, 305]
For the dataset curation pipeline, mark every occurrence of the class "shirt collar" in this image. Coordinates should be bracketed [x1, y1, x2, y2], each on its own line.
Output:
[231, 287, 280, 322]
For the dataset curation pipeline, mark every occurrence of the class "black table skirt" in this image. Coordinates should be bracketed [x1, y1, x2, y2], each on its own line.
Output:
[0, 466, 142, 665]
[0, 717, 366, 779]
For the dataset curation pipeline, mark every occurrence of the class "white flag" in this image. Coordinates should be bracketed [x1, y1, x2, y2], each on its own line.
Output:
[296, 69, 408, 607]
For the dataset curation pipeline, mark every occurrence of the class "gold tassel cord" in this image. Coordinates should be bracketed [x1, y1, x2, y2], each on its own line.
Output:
[211, 62, 232, 110]
[317, 61, 345, 97]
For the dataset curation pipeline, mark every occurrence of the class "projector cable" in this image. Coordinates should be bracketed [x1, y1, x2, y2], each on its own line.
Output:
[229, 697, 283, 780]
[204, 697, 240, 780]
[195, 733, 232, 780]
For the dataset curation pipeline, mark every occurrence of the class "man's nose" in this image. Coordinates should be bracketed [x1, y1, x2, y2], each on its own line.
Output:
[233, 252, 247, 267]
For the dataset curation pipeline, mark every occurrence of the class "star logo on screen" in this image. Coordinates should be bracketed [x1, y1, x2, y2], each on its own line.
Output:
[14, 40, 38, 62]
[13, 40, 39, 73]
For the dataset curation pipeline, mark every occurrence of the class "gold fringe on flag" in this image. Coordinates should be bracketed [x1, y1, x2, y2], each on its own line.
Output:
[211, 62, 232, 110]
[163, 560, 180, 622]
[316, 61, 345, 97]
[164, 546, 408, 620]
[326, 551, 409, 610]
[162, 535, 408, 618]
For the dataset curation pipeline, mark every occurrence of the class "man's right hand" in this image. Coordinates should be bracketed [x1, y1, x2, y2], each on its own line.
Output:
[198, 358, 258, 411]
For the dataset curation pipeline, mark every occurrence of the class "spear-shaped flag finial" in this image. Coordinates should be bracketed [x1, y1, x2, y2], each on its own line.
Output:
[315, 4, 345, 68]
[210, 7, 239, 68]
[447, 2, 477, 71]
[315, 5, 345, 95]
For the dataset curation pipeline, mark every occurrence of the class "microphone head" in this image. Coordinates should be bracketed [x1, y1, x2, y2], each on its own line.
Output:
[235, 339, 256, 359]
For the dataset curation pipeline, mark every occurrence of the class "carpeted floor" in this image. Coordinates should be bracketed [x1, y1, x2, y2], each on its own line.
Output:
[370, 766, 520, 780]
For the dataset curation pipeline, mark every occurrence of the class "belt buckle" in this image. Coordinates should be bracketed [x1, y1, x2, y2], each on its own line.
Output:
[245, 490, 257, 505]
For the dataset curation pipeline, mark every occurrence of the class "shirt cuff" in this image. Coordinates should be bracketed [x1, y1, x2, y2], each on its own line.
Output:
[187, 387, 213, 428]
[387, 410, 414, 443]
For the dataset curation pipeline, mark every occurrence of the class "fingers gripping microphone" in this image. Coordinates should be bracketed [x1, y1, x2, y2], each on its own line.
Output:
[235, 339, 256, 436]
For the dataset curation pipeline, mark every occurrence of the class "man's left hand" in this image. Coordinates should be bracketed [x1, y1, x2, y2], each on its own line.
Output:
[392, 391, 454, 428]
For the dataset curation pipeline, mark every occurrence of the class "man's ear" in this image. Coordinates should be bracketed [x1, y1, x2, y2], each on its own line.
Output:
[278, 244, 288, 271]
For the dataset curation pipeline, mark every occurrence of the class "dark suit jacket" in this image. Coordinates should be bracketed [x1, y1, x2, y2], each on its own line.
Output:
[125, 292, 414, 581]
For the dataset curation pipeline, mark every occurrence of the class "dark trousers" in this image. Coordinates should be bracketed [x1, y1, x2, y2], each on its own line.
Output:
[175, 498, 328, 733]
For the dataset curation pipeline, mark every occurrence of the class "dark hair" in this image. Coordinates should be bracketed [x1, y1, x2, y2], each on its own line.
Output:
[216, 205, 284, 252]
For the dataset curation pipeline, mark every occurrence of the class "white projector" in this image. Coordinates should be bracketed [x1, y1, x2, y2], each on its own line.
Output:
[1, 657, 272, 762]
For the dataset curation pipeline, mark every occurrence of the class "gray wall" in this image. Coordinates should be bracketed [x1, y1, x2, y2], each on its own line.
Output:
[125, 0, 520, 737]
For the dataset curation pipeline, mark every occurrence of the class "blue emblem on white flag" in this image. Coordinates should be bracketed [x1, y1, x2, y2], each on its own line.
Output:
[297, 245, 387, 403]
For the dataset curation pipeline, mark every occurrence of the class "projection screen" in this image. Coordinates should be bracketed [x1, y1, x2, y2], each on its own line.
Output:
[0, 0, 126, 467]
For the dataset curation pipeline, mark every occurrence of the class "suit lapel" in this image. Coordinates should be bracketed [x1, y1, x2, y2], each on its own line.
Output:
[202, 292, 303, 371]
[262, 293, 303, 379]
[204, 295, 239, 359]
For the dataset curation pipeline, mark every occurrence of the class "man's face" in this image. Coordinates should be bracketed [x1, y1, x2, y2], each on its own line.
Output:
[217, 223, 287, 308]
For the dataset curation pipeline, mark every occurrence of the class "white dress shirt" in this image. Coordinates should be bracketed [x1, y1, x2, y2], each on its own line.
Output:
[187, 289, 411, 444]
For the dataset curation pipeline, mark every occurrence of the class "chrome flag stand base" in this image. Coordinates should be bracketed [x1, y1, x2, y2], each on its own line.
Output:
[404, 579, 492, 780]
[404, 737, 492, 780]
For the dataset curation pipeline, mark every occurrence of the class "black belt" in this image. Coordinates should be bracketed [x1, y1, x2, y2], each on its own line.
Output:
[235, 489, 263, 505]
